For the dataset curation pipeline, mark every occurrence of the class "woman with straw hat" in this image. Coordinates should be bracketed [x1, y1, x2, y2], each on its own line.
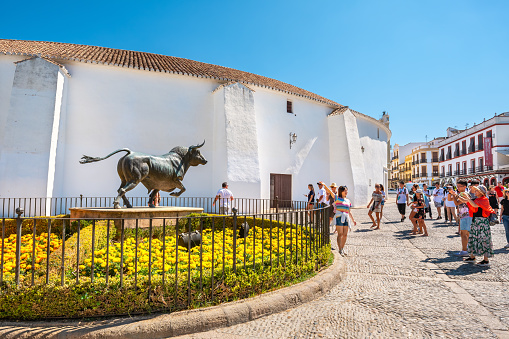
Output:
[457, 185, 495, 267]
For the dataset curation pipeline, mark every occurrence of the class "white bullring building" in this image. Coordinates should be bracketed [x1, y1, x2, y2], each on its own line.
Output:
[0, 40, 391, 208]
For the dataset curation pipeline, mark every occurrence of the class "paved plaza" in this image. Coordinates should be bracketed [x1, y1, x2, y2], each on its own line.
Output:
[176, 194, 509, 338]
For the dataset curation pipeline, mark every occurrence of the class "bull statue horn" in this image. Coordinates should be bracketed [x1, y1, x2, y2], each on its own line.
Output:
[189, 140, 205, 151]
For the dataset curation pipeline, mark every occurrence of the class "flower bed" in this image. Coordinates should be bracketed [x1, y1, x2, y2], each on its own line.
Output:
[0, 214, 331, 320]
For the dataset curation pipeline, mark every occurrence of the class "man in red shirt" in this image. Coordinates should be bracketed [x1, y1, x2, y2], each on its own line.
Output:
[494, 182, 505, 204]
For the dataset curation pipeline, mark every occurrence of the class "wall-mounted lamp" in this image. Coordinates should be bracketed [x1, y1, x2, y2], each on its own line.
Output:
[290, 132, 297, 149]
[361, 146, 365, 153]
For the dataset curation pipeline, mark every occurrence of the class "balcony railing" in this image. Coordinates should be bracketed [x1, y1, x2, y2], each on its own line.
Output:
[446, 153, 452, 160]
[392, 155, 399, 160]
[468, 168, 476, 174]
[461, 149, 466, 155]
[432, 171, 439, 177]
[420, 158, 427, 163]
[477, 166, 484, 173]
[440, 173, 446, 178]
[439, 155, 444, 162]
[446, 171, 452, 177]
[432, 157, 439, 163]
[454, 150, 459, 157]
[468, 144, 475, 153]
[477, 145, 484, 151]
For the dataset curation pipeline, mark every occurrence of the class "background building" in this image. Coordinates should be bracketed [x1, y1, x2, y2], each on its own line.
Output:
[410, 138, 443, 186]
[389, 142, 425, 187]
[0, 39, 391, 210]
[438, 113, 509, 186]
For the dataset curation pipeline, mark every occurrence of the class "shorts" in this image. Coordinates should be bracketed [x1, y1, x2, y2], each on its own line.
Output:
[397, 203, 406, 215]
[434, 201, 443, 208]
[460, 216, 472, 231]
[381, 200, 385, 206]
[336, 218, 349, 226]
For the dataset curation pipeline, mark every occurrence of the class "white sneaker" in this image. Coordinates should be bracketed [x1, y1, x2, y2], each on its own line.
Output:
[504, 244, 509, 249]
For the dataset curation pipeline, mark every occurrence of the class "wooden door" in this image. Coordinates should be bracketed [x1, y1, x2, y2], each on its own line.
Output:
[270, 174, 292, 208]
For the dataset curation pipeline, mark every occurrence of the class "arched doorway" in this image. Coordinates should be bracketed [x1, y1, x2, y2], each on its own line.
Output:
[490, 177, 497, 186]
[503, 177, 509, 185]
[484, 178, 490, 187]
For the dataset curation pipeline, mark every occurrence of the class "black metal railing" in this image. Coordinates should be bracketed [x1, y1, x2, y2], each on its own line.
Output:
[0, 197, 309, 219]
[0, 205, 330, 317]
[420, 158, 427, 163]
[477, 145, 484, 151]
[446, 171, 452, 177]
[440, 173, 446, 178]
[454, 150, 459, 157]
[469, 168, 476, 174]
[439, 155, 444, 162]
[476, 166, 484, 173]
[461, 149, 466, 155]
[446, 153, 452, 160]
[432, 171, 439, 177]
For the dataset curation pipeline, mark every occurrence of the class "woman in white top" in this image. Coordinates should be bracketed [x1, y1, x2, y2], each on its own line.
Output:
[445, 186, 459, 227]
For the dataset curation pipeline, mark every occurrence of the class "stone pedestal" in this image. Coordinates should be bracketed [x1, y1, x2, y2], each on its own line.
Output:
[69, 206, 204, 239]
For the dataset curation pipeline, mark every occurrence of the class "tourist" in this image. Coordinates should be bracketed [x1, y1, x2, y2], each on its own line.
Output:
[453, 179, 472, 256]
[212, 182, 234, 214]
[321, 182, 357, 256]
[445, 186, 459, 229]
[423, 184, 433, 219]
[153, 191, 160, 207]
[433, 182, 444, 220]
[458, 185, 495, 266]
[305, 184, 315, 223]
[316, 182, 327, 207]
[316, 182, 328, 226]
[488, 186, 499, 219]
[500, 189, 509, 249]
[396, 181, 409, 222]
[380, 184, 386, 216]
[494, 181, 505, 204]
[328, 183, 338, 230]
[411, 189, 428, 236]
[367, 184, 383, 229]
[408, 184, 419, 232]
[469, 179, 480, 199]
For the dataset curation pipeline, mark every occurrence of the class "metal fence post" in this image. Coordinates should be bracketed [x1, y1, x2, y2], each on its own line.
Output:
[275, 196, 279, 214]
[232, 208, 237, 274]
[14, 207, 24, 285]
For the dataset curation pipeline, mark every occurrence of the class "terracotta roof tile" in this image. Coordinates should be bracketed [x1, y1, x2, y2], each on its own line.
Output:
[0, 39, 340, 106]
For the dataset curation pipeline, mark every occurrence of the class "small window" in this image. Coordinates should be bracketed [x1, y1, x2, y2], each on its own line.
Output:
[286, 100, 293, 113]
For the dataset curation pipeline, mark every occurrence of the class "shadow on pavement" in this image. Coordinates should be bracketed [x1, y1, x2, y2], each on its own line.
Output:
[443, 263, 490, 277]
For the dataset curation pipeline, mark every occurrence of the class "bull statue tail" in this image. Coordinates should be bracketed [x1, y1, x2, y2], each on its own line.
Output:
[80, 148, 132, 164]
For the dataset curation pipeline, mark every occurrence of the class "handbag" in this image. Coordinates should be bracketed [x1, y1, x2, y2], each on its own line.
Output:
[488, 213, 498, 226]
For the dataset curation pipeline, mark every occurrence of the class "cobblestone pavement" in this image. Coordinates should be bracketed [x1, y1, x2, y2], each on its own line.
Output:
[175, 194, 509, 339]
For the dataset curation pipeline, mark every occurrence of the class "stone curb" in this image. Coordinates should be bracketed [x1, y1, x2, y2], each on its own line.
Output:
[0, 252, 344, 339]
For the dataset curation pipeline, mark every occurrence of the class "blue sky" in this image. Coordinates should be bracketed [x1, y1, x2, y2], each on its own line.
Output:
[2, 0, 508, 146]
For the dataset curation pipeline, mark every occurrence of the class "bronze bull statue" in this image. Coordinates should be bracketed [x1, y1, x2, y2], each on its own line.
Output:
[80, 141, 207, 208]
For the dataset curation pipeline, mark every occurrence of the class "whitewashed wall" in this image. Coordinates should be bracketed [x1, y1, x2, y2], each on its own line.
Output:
[253, 86, 332, 200]
[0, 55, 391, 207]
